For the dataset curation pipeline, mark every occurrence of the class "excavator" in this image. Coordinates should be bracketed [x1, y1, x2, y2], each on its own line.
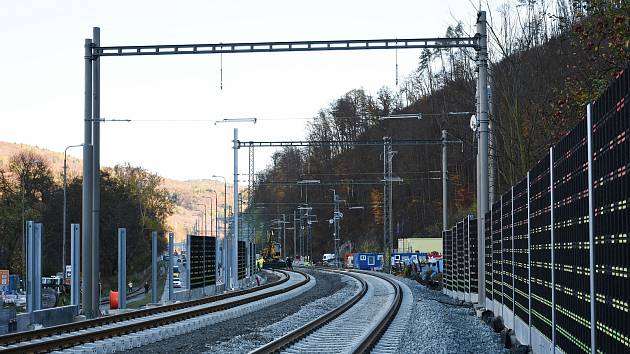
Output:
[261, 229, 285, 269]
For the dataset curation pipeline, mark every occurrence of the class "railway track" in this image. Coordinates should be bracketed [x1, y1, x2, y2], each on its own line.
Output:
[251, 269, 404, 354]
[0, 270, 311, 353]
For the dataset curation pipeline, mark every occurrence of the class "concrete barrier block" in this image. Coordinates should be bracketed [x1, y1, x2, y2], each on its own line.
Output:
[130, 335, 142, 347]
[16, 305, 80, 331]
[77, 343, 97, 353]
[95, 342, 112, 354]
[99, 339, 117, 353]
[122, 337, 135, 350]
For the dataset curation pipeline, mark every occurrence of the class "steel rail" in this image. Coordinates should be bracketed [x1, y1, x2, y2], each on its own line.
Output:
[351, 270, 403, 353]
[250, 270, 368, 354]
[2, 270, 309, 353]
[250, 269, 402, 354]
[0, 270, 292, 348]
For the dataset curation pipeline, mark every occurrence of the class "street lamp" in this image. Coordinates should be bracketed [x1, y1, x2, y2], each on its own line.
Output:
[63, 144, 83, 276]
[212, 175, 228, 239]
[201, 196, 213, 237]
[195, 203, 207, 235]
[193, 209, 204, 234]
[207, 190, 219, 238]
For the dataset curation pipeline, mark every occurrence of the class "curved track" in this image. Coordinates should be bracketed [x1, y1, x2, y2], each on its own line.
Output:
[0, 270, 309, 353]
[251, 269, 403, 354]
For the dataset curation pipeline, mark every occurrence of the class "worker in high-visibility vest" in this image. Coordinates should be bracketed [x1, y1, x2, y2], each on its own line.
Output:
[256, 258, 263, 271]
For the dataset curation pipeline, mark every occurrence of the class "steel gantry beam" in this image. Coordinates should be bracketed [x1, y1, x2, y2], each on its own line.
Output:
[94, 37, 478, 57]
[238, 139, 462, 148]
[82, 15, 490, 317]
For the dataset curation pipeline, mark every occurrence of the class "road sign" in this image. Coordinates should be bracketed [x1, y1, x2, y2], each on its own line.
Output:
[0, 270, 8, 291]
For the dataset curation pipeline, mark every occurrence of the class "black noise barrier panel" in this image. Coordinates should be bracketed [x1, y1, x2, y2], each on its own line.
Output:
[441, 66, 629, 353]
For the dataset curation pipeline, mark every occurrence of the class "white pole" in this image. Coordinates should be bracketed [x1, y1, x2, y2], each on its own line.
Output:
[151, 231, 158, 304]
[168, 232, 174, 300]
[33, 223, 42, 311]
[82, 37, 94, 318]
[91, 26, 101, 317]
[187, 234, 192, 292]
[117, 228, 126, 309]
[26, 221, 33, 312]
[71, 224, 80, 306]
[476, 11, 489, 307]
[442, 130, 448, 231]
[282, 214, 286, 261]
[63, 151, 67, 277]
[232, 128, 239, 289]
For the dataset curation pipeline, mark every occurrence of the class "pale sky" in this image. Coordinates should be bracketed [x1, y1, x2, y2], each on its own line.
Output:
[1, 0, 490, 181]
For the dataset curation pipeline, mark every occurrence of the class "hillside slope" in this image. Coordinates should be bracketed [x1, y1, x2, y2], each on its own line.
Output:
[0, 141, 235, 243]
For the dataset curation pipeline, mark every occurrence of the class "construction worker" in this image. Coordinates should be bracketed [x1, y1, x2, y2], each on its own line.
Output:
[286, 257, 293, 270]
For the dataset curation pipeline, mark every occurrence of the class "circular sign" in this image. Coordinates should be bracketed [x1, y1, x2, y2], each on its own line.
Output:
[470, 115, 478, 131]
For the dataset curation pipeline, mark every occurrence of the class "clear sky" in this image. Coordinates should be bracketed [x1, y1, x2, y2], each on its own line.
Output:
[0, 0, 490, 181]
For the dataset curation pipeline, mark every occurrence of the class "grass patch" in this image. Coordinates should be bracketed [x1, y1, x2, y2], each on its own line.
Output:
[128, 261, 166, 309]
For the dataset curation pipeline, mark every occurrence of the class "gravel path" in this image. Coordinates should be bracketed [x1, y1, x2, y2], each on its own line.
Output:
[129, 269, 355, 354]
[394, 277, 507, 354]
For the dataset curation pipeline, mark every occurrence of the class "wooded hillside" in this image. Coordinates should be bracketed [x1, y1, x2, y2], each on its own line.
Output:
[249, 1, 629, 257]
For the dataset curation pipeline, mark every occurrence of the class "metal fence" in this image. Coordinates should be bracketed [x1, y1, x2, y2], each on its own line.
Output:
[443, 216, 478, 303]
[238, 241, 247, 280]
[188, 235, 216, 288]
[443, 67, 628, 354]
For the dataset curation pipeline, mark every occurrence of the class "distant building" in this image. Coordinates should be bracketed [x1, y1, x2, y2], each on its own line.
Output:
[396, 237, 442, 254]
[353, 252, 383, 270]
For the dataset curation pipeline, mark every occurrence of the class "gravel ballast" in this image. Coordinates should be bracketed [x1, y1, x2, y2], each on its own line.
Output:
[129, 269, 357, 354]
[394, 277, 507, 354]
[203, 270, 359, 353]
